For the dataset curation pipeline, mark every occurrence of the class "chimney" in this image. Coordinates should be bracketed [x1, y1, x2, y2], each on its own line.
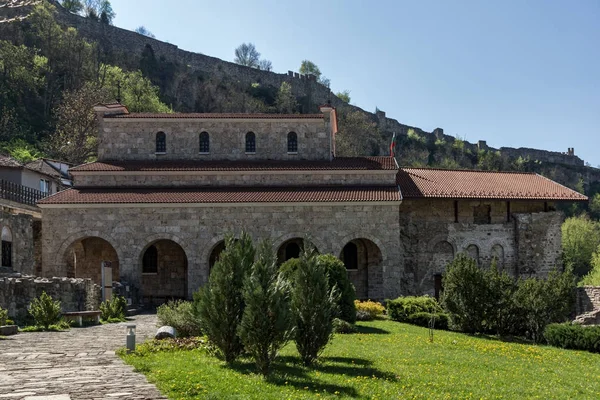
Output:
[319, 104, 338, 160]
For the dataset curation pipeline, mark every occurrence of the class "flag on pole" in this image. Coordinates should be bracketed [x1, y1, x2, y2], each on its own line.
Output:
[390, 132, 397, 157]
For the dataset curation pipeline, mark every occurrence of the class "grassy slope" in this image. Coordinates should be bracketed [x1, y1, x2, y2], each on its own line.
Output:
[121, 320, 600, 399]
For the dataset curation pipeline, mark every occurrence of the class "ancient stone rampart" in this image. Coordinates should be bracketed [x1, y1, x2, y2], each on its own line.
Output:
[0, 275, 101, 321]
[576, 286, 600, 316]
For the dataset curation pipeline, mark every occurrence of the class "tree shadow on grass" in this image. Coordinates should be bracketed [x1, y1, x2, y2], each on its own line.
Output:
[467, 332, 535, 345]
[227, 354, 398, 399]
[355, 325, 390, 334]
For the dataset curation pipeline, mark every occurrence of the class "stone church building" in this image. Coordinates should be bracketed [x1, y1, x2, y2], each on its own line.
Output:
[38, 103, 587, 303]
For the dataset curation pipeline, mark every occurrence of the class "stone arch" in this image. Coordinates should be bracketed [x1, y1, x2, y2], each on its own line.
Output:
[139, 236, 189, 304]
[208, 240, 226, 270]
[62, 236, 120, 285]
[465, 244, 480, 265]
[1, 226, 12, 268]
[336, 233, 388, 264]
[54, 231, 125, 277]
[276, 237, 319, 264]
[339, 238, 383, 300]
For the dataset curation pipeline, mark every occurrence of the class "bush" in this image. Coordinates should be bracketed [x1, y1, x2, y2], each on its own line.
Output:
[333, 318, 357, 334]
[289, 247, 339, 366]
[0, 306, 7, 326]
[544, 323, 600, 353]
[387, 296, 441, 322]
[238, 240, 293, 375]
[28, 291, 61, 330]
[354, 300, 385, 321]
[157, 300, 202, 338]
[406, 312, 449, 330]
[196, 233, 255, 363]
[100, 295, 127, 321]
[282, 254, 357, 323]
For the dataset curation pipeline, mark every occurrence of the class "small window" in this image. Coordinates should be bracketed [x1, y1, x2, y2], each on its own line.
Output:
[156, 132, 166, 153]
[287, 132, 298, 153]
[39, 179, 51, 194]
[199, 132, 210, 153]
[245, 132, 256, 153]
[142, 245, 158, 274]
[1, 227, 12, 268]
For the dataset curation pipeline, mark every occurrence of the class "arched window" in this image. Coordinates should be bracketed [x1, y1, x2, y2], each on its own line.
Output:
[287, 132, 298, 153]
[156, 132, 166, 153]
[245, 132, 256, 153]
[342, 242, 358, 270]
[1, 226, 12, 268]
[142, 245, 158, 273]
[199, 132, 210, 153]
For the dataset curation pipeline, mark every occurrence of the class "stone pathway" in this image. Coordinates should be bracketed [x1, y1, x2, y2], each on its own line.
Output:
[0, 314, 166, 399]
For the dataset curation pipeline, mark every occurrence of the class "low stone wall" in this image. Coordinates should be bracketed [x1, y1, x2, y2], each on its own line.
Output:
[576, 286, 600, 316]
[0, 275, 101, 322]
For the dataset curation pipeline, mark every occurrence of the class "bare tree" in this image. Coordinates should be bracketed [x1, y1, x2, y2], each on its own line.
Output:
[234, 43, 261, 68]
[135, 26, 155, 38]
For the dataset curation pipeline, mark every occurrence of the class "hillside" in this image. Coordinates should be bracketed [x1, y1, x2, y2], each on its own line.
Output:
[1, 0, 598, 207]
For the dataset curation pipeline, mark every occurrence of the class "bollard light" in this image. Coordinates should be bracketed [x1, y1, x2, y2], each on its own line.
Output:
[126, 324, 136, 353]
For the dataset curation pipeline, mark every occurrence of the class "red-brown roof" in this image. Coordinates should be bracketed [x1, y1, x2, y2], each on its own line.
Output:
[70, 157, 398, 172]
[37, 186, 401, 205]
[397, 168, 588, 201]
[104, 113, 324, 119]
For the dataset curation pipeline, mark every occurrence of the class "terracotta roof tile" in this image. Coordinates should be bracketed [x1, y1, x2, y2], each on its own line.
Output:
[104, 113, 324, 119]
[397, 168, 588, 201]
[70, 157, 398, 172]
[38, 186, 401, 205]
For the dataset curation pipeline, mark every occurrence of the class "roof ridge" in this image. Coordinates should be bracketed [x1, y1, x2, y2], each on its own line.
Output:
[399, 166, 537, 175]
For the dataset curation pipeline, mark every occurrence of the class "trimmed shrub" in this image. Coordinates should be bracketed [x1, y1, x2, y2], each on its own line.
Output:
[0, 306, 7, 326]
[196, 232, 255, 363]
[387, 296, 441, 322]
[544, 323, 600, 353]
[406, 312, 449, 330]
[354, 300, 385, 321]
[157, 300, 202, 338]
[100, 295, 127, 321]
[282, 254, 357, 323]
[333, 318, 357, 334]
[289, 247, 339, 366]
[28, 291, 61, 330]
[238, 240, 293, 375]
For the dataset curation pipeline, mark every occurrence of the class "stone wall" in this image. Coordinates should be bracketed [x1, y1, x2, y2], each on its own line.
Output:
[0, 208, 36, 275]
[73, 171, 397, 188]
[0, 275, 101, 321]
[40, 203, 402, 301]
[576, 287, 600, 316]
[64, 237, 120, 284]
[98, 117, 331, 162]
[399, 199, 560, 295]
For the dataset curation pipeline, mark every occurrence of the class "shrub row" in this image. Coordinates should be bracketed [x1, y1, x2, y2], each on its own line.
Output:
[387, 296, 448, 330]
[544, 323, 600, 353]
[354, 300, 384, 321]
[406, 312, 449, 331]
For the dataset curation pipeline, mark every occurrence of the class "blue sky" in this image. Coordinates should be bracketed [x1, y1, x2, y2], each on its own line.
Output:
[110, 0, 600, 166]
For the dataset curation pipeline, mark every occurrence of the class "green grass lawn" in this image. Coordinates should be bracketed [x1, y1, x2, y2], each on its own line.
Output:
[121, 320, 600, 399]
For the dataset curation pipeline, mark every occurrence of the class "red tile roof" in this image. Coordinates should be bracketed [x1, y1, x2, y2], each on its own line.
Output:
[397, 168, 588, 201]
[70, 157, 398, 172]
[38, 186, 401, 205]
[104, 113, 324, 119]
[0, 154, 22, 168]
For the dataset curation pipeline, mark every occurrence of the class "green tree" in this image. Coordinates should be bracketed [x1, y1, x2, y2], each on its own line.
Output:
[238, 240, 293, 375]
[580, 244, 600, 286]
[336, 109, 381, 157]
[299, 60, 321, 80]
[275, 82, 297, 114]
[562, 215, 600, 276]
[336, 90, 351, 103]
[289, 248, 339, 366]
[99, 0, 115, 24]
[196, 233, 255, 363]
[60, 0, 83, 13]
[29, 291, 62, 330]
[318, 254, 356, 323]
[135, 26, 156, 38]
[589, 193, 600, 220]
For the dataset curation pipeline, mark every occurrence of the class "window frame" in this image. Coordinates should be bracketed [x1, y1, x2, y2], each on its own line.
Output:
[199, 131, 210, 154]
[155, 132, 167, 154]
[245, 132, 256, 154]
[287, 131, 298, 154]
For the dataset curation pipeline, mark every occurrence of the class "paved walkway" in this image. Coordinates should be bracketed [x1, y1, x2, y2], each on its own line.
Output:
[0, 314, 166, 400]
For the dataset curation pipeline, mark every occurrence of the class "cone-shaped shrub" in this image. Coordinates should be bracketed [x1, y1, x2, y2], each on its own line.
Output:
[289, 247, 339, 366]
[238, 240, 294, 375]
[196, 232, 255, 363]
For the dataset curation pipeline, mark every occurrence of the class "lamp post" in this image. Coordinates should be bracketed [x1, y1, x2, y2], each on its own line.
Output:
[126, 324, 136, 353]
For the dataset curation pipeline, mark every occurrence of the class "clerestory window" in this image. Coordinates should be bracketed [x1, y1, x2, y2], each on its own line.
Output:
[156, 132, 166, 153]
[245, 132, 256, 153]
[199, 132, 210, 153]
[287, 132, 298, 153]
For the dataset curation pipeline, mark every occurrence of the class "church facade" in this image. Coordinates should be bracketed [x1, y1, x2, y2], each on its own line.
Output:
[38, 104, 587, 303]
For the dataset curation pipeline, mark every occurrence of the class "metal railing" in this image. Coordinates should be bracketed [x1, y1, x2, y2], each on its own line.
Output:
[0, 179, 47, 206]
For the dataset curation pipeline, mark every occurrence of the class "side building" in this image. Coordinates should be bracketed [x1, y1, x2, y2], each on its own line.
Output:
[37, 103, 587, 303]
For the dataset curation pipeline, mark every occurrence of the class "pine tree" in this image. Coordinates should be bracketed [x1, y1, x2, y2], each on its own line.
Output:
[290, 247, 339, 366]
[196, 232, 255, 363]
[238, 240, 293, 375]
